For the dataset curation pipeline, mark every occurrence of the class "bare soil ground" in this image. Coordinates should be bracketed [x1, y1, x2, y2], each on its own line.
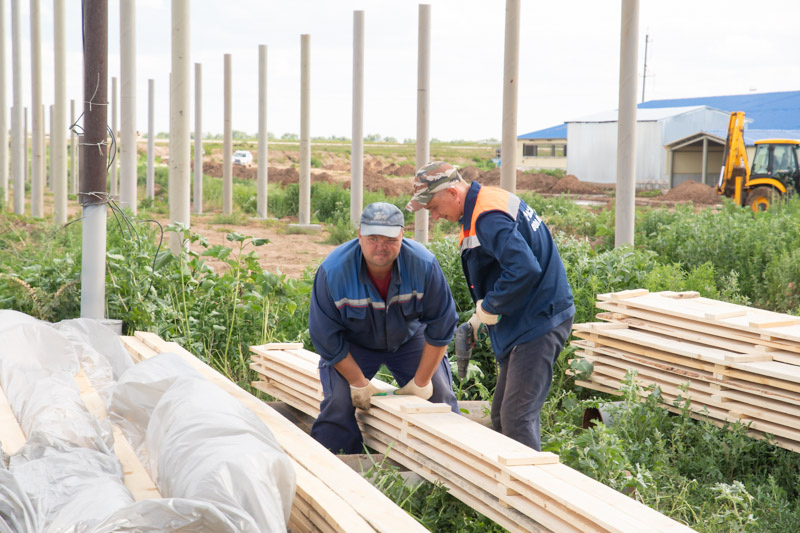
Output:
[71, 145, 722, 279]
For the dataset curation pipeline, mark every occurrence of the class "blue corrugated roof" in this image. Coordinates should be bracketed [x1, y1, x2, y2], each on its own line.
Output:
[639, 91, 800, 130]
[518, 123, 567, 139]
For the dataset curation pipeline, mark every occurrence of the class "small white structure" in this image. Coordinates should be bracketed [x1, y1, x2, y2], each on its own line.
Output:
[566, 106, 732, 189]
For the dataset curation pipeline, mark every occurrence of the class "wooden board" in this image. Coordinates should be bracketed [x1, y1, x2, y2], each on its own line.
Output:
[0, 382, 26, 455]
[130, 333, 427, 533]
[74, 369, 161, 501]
[253, 342, 694, 533]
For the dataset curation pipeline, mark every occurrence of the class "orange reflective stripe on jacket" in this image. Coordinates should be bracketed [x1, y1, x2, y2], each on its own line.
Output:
[458, 186, 521, 251]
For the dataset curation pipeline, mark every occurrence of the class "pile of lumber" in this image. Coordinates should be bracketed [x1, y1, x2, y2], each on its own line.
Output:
[571, 289, 800, 453]
[251, 343, 694, 533]
[122, 333, 427, 533]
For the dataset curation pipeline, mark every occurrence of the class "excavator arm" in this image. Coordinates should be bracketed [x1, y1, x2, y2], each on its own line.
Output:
[717, 111, 749, 205]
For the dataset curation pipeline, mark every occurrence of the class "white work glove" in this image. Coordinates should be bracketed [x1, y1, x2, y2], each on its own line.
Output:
[350, 381, 380, 411]
[395, 379, 433, 400]
[475, 299, 500, 325]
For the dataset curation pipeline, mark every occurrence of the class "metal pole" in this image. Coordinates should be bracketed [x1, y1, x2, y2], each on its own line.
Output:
[614, 0, 639, 247]
[350, 11, 364, 227]
[169, 0, 190, 253]
[53, 0, 66, 223]
[299, 34, 310, 225]
[81, 0, 108, 319]
[110, 75, 117, 196]
[257, 45, 268, 219]
[70, 98, 77, 195]
[222, 53, 232, 214]
[120, 0, 137, 214]
[11, 0, 23, 214]
[193, 62, 202, 213]
[146, 78, 154, 198]
[414, 4, 430, 243]
[500, 0, 520, 193]
[0, 0, 6, 209]
[30, 0, 43, 217]
[641, 34, 649, 103]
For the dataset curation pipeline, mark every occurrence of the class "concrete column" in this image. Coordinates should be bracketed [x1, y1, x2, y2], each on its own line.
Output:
[53, 0, 66, 223]
[110, 75, 118, 196]
[47, 103, 52, 189]
[146, 78, 154, 198]
[169, 0, 190, 253]
[701, 137, 709, 185]
[257, 45, 268, 219]
[11, 0, 22, 213]
[222, 53, 232, 215]
[193, 63, 202, 213]
[299, 34, 311, 225]
[500, 0, 520, 193]
[24, 107, 27, 185]
[414, 4, 430, 243]
[350, 11, 364, 227]
[614, 0, 639, 248]
[30, 0, 43, 217]
[120, 0, 137, 214]
[70, 99, 77, 194]
[0, 0, 6, 209]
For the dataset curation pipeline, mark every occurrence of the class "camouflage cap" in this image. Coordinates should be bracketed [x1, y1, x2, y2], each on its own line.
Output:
[405, 161, 464, 212]
[360, 202, 405, 238]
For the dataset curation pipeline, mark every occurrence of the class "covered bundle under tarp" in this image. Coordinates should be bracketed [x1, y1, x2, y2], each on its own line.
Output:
[0, 311, 295, 532]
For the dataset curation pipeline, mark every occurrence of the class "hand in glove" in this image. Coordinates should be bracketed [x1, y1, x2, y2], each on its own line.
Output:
[350, 381, 380, 411]
[466, 299, 499, 341]
[475, 299, 500, 325]
[395, 378, 433, 400]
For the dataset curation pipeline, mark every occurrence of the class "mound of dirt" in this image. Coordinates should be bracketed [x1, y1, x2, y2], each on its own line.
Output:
[342, 172, 413, 197]
[458, 166, 482, 182]
[519, 173, 560, 192]
[390, 164, 416, 177]
[661, 180, 720, 205]
[200, 161, 257, 180]
[547, 174, 605, 195]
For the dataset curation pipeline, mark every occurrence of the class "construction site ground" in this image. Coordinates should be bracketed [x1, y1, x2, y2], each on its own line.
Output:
[88, 142, 724, 278]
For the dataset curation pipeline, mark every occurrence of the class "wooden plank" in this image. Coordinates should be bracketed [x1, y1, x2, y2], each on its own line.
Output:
[290, 457, 377, 533]
[597, 301, 800, 356]
[74, 368, 161, 501]
[749, 317, 800, 329]
[497, 451, 560, 466]
[134, 332, 427, 533]
[0, 382, 26, 455]
[399, 403, 453, 414]
[119, 335, 159, 362]
[261, 342, 305, 351]
[660, 291, 699, 299]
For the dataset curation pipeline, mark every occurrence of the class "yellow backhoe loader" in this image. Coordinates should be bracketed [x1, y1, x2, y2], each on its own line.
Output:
[717, 111, 800, 211]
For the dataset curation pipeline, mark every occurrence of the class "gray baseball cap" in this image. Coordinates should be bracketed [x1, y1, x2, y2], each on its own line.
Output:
[360, 202, 405, 238]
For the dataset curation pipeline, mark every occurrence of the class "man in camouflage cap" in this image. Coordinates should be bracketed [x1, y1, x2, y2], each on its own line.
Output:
[308, 201, 460, 454]
[407, 161, 574, 451]
[405, 161, 465, 212]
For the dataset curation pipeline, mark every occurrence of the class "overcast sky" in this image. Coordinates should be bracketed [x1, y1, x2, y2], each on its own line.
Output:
[8, 0, 800, 142]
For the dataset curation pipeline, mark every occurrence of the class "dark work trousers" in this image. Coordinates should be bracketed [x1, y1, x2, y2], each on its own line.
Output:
[491, 316, 573, 451]
[311, 327, 459, 454]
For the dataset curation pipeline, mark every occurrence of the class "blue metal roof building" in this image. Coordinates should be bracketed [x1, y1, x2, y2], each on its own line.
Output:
[639, 91, 800, 130]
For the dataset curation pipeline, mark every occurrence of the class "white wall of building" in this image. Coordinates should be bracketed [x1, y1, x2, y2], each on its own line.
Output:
[566, 106, 731, 188]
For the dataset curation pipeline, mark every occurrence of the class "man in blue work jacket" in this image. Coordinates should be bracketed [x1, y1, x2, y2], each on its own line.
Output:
[309, 202, 460, 454]
[407, 162, 575, 451]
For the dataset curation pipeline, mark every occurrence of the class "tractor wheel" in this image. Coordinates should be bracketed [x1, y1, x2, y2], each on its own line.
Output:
[746, 186, 779, 213]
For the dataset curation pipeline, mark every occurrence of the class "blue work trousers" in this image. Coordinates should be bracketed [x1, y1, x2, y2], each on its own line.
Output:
[311, 328, 459, 454]
[491, 316, 573, 451]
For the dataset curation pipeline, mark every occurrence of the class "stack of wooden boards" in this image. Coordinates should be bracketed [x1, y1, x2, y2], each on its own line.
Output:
[250, 343, 694, 533]
[572, 289, 800, 453]
[121, 332, 427, 533]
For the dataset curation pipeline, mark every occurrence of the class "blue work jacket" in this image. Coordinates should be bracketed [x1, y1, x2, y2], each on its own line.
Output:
[309, 238, 458, 366]
[459, 182, 575, 364]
